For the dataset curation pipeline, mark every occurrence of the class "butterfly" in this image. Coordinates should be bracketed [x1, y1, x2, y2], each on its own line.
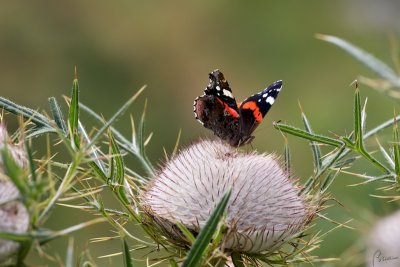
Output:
[193, 69, 282, 146]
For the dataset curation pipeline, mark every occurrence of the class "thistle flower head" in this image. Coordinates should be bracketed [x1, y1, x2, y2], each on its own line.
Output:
[0, 124, 29, 264]
[366, 210, 400, 267]
[141, 139, 314, 253]
[0, 124, 27, 171]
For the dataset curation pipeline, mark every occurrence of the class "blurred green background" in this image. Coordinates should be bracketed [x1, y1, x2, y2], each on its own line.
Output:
[1, 1, 399, 266]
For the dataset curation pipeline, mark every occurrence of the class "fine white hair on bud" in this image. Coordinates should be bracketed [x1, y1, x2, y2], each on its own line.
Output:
[0, 124, 29, 264]
[0, 124, 27, 171]
[141, 139, 313, 253]
[0, 182, 30, 263]
[366, 210, 400, 267]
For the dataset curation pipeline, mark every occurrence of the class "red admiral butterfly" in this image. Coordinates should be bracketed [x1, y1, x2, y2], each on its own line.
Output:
[194, 69, 282, 146]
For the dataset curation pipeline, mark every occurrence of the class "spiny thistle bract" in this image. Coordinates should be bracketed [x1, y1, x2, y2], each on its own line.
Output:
[0, 124, 29, 265]
[141, 139, 316, 259]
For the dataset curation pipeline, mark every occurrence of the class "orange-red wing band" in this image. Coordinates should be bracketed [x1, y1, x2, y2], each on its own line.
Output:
[241, 101, 263, 122]
[217, 98, 239, 118]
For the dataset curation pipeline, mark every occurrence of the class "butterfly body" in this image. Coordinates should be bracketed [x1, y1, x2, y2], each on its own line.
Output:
[194, 70, 282, 146]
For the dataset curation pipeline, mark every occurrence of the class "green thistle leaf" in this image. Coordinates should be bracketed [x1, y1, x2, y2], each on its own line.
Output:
[393, 116, 400, 180]
[48, 97, 68, 135]
[354, 87, 363, 149]
[122, 238, 133, 267]
[316, 34, 400, 87]
[301, 108, 322, 172]
[273, 122, 343, 147]
[68, 78, 79, 135]
[182, 189, 231, 267]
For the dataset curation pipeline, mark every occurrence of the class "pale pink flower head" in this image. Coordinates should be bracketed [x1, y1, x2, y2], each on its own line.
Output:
[0, 124, 29, 265]
[141, 139, 313, 253]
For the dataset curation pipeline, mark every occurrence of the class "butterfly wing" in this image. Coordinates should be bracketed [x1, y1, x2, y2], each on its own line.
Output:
[238, 80, 283, 144]
[204, 69, 239, 112]
[193, 69, 241, 145]
[194, 95, 240, 146]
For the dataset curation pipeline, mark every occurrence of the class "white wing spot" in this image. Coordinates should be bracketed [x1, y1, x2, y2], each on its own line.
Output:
[266, 96, 275, 105]
[258, 99, 261, 103]
[262, 93, 268, 98]
[216, 86, 221, 91]
[223, 89, 233, 98]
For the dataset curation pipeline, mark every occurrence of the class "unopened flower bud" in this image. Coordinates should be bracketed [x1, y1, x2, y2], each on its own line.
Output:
[0, 124, 29, 265]
[366, 210, 400, 267]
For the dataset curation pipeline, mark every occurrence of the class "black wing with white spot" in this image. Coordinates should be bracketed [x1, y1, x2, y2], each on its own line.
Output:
[239, 80, 282, 117]
[204, 69, 238, 111]
[237, 80, 283, 144]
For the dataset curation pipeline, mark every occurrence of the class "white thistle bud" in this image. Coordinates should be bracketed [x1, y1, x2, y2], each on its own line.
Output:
[141, 140, 313, 253]
[0, 124, 29, 264]
[366, 210, 400, 267]
[0, 124, 27, 172]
